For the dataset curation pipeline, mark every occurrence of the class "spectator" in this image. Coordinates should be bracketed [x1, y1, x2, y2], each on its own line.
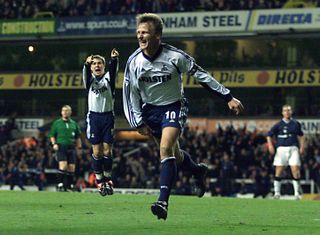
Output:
[219, 152, 234, 196]
[253, 167, 271, 198]
[8, 162, 27, 191]
[175, 175, 192, 195]
[0, 120, 319, 197]
[0, 0, 291, 19]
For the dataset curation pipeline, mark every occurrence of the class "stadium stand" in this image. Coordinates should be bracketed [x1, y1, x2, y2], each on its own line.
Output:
[0, 0, 317, 19]
[0, 124, 319, 196]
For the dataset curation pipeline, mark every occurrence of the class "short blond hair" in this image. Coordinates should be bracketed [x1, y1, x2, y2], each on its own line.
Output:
[282, 104, 292, 110]
[61, 105, 72, 111]
[91, 55, 105, 65]
[136, 13, 163, 35]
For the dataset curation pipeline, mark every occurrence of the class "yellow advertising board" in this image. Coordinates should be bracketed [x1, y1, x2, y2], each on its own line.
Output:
[0, 20, 55, 35]
[1, 69, 320, 89]
[191, 69, 320, 87]
[0, 73, 84, 89]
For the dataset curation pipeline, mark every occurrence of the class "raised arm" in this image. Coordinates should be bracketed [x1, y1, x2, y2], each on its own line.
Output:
[108, 48, 119, 93]
[82, 55, 93, 90]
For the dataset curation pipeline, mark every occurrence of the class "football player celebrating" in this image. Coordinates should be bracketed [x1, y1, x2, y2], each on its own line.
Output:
[123, 13, 243, 220]
[83, 48, 119, 196]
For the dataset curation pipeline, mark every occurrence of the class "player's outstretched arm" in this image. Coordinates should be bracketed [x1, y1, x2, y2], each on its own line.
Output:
[177, 52, 244, 113]
[83, 55, 93, 89]
[227, 97, 244, 115]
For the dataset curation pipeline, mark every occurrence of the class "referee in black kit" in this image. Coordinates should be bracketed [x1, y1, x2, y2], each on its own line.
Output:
[49, 105, 82, 191]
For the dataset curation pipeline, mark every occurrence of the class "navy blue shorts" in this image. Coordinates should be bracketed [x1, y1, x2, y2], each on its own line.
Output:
[142, 100, 188, 139]
[86, 111, 114, 144]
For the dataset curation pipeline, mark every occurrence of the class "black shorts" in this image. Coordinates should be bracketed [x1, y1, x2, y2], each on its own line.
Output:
[56, 145, 76, 164]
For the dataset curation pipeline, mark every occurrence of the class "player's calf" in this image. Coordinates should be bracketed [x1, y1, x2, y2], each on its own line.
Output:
[194, 163, 208, 197]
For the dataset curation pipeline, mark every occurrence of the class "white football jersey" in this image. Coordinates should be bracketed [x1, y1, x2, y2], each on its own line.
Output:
[123, 43, 232, 128]
[83, 61, 117, 113]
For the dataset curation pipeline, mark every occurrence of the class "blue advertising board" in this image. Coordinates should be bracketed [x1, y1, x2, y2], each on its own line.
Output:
[56, 15, 136, 35]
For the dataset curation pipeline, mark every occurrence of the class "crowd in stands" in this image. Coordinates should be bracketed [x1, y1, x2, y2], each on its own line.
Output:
[1, 124, 319, 197]
[0, 115, 22, 147]
[0, 0, 316, 19]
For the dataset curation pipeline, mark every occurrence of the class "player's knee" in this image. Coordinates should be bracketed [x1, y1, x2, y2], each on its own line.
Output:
[175, 149, 183, 165]
[160, 145, 173, 157]
[59, 163, 68, 171]
[68, 165, 75, 173]
[292, 172, 301, 179]
[92, 149, 100, 157]
[103, 149, 111, 157]
[92, 154, 102, 160]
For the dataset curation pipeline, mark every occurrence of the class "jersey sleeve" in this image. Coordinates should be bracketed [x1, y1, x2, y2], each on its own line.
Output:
[177, 52, 233, 102]
[82, 63, 93, 91]
[107, 57, 119, 95]
[48, 120, 57, 138]
[123, 62, 143, 128]
[75, 123, 81, 138]
[297, 121, 304, 136]
[267, 124, 278, 137]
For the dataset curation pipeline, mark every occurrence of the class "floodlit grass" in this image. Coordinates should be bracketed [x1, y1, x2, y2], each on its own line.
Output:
[0, 191, 319, 235]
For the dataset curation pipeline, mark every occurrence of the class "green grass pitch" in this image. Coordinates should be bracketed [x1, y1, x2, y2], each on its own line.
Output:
[0, 191, 319, 235]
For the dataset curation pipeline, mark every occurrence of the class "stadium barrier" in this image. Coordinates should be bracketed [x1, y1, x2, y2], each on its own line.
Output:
[2, 168, 316, 194]
[0, 184, 317, 201]
[209, 178, 316, 194]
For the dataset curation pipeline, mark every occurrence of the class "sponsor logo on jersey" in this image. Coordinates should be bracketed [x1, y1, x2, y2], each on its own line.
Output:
[91, 86, 107, 94]
[139, 74, 172, 83]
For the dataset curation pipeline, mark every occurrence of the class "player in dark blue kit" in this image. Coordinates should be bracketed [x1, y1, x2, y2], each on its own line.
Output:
[83, 49, 119, 196]
[123, 13, 244, 220]
[267, 104, 305, 200]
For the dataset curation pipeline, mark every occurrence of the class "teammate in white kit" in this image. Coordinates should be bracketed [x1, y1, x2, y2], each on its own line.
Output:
[83, 48, 119, 196]
[123, 13, 244, 220]
[267, 104, 304, 200]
